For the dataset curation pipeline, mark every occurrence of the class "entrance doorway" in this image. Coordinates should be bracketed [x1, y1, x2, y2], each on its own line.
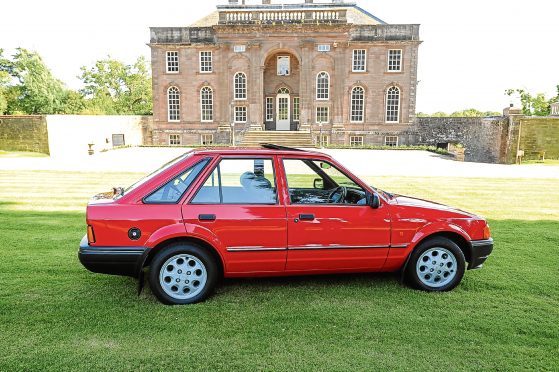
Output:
[276, 87, 290, 131]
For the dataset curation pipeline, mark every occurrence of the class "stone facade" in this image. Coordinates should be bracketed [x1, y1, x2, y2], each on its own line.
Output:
[148, 0, 421, 147]
[0, 115, 49, 154]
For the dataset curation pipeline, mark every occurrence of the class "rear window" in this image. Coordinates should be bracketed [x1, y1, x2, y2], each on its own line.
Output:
[143, 158, 210, 204]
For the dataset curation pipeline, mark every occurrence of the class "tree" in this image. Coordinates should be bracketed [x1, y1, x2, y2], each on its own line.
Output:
[79, 56, 152, 115]
[5, 48, 69, 114]
[505, 87, 557, 116]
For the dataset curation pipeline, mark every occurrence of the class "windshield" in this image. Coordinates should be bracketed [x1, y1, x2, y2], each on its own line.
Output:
[123, 152, 194, 195]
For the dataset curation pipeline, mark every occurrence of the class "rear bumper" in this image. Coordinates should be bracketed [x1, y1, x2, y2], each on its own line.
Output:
[78, 235, 148, 277]
[468, 238, 494, 270]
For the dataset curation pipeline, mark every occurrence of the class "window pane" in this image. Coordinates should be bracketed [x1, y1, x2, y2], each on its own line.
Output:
[192, 159, 277, 204]
[316, 72, 329, 100]
[168, 87, 180, 122]
[166, 51, 179, 73]
[145, 159, 209, 203]
[386, 86, 400, 122]
[234, 72, 247, 100]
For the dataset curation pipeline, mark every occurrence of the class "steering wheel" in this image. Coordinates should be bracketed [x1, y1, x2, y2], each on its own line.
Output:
[328, 186, 347, 204]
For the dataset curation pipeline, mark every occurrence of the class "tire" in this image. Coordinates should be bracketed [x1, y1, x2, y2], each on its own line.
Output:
[148, 243, 218, 305]
[405, 237, 466, 292]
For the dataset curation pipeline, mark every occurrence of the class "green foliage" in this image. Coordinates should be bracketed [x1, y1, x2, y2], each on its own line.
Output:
[4, 48, 69, 114]
[78, 56, 152, 115]
[505, 87, 558, 116]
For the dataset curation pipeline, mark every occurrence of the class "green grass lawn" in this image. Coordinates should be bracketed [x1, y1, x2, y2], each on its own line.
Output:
[0, 171, 558, 370]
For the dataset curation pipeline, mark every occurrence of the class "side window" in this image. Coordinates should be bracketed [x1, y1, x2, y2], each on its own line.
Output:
[191, 158, 276, 204]
[144, 159, 210, 203]
[283, 159, 366, 205]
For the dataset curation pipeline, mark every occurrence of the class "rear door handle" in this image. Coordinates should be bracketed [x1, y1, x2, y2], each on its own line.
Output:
[198, 214, 216, 221]
[299, 214, 315, 221]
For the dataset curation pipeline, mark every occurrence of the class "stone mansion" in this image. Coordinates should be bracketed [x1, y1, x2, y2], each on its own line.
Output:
[148, 0, 421, 147]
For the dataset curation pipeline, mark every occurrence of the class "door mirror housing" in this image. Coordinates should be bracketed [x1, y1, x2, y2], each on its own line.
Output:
[313, 178, 324, 189]
[367, 191, 381, 209]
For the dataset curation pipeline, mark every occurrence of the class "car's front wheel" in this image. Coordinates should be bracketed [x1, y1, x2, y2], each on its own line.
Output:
[148, 243, 217, 305]
[406, 237, 466, 291]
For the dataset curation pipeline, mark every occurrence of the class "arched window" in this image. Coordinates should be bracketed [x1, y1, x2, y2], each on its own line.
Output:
[386, 86, 400, 123]
[234, 72, 247, 100]
[350, 86, 365, 122]
[316, 72, 330, 100]
[277, 87, 290, 94]
[200, 86, 213, 122]
[167, 86, 180, 122]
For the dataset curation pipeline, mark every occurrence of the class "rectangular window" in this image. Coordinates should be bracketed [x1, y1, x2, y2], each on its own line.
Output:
[349, 136, 364, 147]
[317, 44, 331, 52]
[293, 97, 300, 122]
[166, 51, 179, 73]
[316, 107, 329, 124]
[352, 49, 366, 72]
[169, 134, 181, 146]
[388, 49, 402, 72]
[235, 106, 247, 123]
[111, 134, 125, 147]
[277, 56, 290, 76]
[266, 97, 274, 122]
[233, 45, 246, 53]
[191, 158, 277, 204]
[201, 134, 214, 146]
[385, 136, 399, 147]
[199, 51, 212, 73]
[317, 134, 329, 147]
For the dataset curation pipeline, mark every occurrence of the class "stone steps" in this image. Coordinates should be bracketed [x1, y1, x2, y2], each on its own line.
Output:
[240, 131, 315, 148]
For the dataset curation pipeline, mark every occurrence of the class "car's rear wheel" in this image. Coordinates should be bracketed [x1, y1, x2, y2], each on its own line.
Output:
[406, 237, 465, 291]
[148, 243, 217, 305]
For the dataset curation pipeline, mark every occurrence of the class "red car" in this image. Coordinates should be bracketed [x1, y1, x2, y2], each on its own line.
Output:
[79, 145, 493, 305]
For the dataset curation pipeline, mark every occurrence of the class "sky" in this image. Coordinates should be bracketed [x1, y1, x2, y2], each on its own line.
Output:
[1, 0, 558, 113]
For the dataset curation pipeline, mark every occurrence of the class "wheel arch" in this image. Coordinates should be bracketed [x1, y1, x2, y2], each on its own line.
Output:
[142, 236, 225, 278]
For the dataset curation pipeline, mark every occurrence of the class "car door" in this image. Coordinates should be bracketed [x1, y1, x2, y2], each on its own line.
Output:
[281, 157, 391, 272]
[182, 156, 288, 274]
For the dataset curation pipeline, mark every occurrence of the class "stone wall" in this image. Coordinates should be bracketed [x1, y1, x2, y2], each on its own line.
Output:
[413, 117, 509, 163]
[0, 116, 50, 154]
[513, 117, 559, 161]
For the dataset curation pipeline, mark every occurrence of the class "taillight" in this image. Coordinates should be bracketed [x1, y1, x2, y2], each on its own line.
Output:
[87, 225, 96, 244]
[483, 224, 491, 240]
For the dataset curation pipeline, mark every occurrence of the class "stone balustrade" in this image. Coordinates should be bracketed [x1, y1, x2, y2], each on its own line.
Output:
[219, 9, 347, 24]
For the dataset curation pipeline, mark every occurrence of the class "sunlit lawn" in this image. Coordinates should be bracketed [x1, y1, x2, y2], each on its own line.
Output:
[0, 170, 558, 370]
[0, 150, 48, 158]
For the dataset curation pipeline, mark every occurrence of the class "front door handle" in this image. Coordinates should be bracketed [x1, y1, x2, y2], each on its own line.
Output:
[198, 214, 216, 221]
[299, 214, 315, 221]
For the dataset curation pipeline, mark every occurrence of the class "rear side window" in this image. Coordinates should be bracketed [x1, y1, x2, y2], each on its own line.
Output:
[144, 158, 210, 204]
[191, 158, 276, 204]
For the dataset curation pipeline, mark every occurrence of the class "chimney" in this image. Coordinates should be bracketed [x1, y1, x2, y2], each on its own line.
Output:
[262, 0, 271, 3]
[229, 0, 239, 4]
[305, 0, 313, 3]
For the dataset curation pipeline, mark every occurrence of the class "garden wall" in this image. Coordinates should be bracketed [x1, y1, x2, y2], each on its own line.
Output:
[0, 115, 50, 154]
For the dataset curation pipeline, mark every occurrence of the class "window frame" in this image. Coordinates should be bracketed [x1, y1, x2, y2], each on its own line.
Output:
[277, 56, 291, 76]
[234, 106, 247, 123]
[200, 86, 214, 122]
[199, 51, 213, 73]
[293, 97, 300, 122]
[266, 97, 274, 122]
[316, 106, 329, 124]
[169, 134, 181, 146]
[352, 49, 367, 72]
[385, 86, 401, 123]
[189, 157, 279, 206]
[350, 86, 365, 123]
[234, 72, 247, 100]
[385, 136, 399, 147]
[233, 45, 246, 53]
[317, 44, 331, 52]
[349, 136, 364, 147]
[166, 51, 179, 74]
[316, 71, 330, 100]
[142, 157, 211, 205]
[387, 49, 403, 72]
[167, 86, 180, 122]
[281, 157, 368, 207]
[201, 134, 214, 146]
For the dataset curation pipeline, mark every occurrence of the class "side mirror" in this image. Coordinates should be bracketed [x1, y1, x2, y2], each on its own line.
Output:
[313, 178, 324, 189]
[367, 191, 381, 209]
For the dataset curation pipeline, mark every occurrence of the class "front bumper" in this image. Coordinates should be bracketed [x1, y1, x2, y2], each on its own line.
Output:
[468, 238, 494, 270]
[78, 235, 148, 277]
